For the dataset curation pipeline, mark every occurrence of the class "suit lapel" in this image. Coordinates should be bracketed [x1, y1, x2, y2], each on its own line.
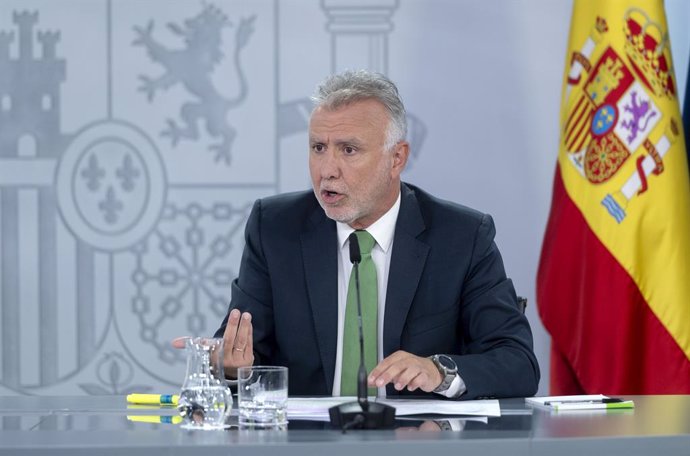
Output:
[384, 184, 429, 357]
[301, 207, 338, 393]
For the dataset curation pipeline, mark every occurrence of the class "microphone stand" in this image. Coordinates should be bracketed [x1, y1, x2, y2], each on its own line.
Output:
[329, 233, 396, 430]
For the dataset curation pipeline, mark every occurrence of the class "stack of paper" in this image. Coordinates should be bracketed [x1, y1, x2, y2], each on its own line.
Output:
[526, 394, 635, 411]
[287, 397, 501, 420]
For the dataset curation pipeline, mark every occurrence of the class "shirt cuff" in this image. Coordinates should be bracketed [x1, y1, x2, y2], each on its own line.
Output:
[436, 373, 466, 399]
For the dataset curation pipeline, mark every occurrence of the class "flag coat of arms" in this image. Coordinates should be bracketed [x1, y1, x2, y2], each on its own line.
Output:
[538, 0, 690, 394]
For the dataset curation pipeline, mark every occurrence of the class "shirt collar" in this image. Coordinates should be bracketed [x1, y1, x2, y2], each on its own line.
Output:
[336, 192, 401, 254]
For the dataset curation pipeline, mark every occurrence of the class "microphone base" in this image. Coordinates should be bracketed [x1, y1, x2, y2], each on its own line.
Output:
[328, 401, 396, 430]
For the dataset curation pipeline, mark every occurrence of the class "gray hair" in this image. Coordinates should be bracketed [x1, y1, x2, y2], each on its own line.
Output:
[311, 70, 407, 151]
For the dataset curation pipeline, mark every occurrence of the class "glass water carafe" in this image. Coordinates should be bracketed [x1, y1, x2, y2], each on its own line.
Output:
[178, 337, 232, 429]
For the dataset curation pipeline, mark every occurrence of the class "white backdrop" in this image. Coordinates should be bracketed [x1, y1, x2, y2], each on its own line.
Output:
[0, 0, 688, 398]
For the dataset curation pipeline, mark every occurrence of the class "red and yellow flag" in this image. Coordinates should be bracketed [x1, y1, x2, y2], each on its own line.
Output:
[538, 0, 690, 394]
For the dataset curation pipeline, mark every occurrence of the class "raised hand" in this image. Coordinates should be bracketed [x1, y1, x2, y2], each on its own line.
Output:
[170, 309, 254, 379]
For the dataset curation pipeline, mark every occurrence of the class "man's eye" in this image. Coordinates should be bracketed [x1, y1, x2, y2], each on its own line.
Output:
[344, 146, 355, 154]
[313, 144, 325, 152]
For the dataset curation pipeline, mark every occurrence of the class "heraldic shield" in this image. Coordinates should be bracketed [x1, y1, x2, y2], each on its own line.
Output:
[565, 45, 661, 185]
[560, 6, 680, 224]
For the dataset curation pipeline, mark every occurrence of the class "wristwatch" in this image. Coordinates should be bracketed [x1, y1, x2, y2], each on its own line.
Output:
[429, 354, 458, 393]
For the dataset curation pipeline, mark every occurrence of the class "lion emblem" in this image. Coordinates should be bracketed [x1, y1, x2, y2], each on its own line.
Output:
[133, 4, 255, 164]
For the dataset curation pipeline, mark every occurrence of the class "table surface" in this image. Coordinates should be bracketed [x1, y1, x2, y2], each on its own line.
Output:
[1, 395, 689, 455]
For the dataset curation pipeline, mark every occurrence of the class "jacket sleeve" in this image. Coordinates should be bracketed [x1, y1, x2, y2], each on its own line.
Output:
[214, 199, 275, 365]
[452, 214, 540, 399]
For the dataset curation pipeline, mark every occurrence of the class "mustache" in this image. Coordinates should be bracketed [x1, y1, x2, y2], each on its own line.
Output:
[319, 185, 347, 194]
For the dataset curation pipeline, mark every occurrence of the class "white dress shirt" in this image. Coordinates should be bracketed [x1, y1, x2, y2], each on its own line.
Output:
[330, 193, 464, 398]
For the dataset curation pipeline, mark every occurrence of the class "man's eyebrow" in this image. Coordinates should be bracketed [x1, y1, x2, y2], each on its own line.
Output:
[308, 137, 363, 146]
[333, 138, 363, 146]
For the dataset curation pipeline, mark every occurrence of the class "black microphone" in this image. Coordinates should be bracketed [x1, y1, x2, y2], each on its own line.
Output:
[329, 232, 395, 430]
[347, 232, 368, 411]
[349, 231, 361, 263]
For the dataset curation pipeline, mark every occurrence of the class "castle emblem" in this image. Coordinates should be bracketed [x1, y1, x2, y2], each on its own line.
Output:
[0, 11, 68, 157]
[133, 4, 256, 165]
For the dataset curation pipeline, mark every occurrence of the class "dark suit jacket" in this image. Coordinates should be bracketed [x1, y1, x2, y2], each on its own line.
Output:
[215, 183, 540, 399]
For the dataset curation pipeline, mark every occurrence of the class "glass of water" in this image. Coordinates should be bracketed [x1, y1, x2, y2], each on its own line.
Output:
[237, 366, 288, 428]
[177, 337, 233, 430]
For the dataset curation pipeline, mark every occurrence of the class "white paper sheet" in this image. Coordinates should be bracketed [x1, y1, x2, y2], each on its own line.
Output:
[525, 394, 634, 411]
[287, 397, 501, 420]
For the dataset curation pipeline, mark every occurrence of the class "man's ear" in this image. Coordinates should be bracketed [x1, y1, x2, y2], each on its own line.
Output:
[391, 141, 410, 177]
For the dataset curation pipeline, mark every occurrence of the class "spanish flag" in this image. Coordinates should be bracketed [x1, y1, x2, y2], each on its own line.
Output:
[537, 0, 690, 394]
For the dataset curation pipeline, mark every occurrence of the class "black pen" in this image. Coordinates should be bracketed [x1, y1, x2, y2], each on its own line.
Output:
[544, 398, 623, 406]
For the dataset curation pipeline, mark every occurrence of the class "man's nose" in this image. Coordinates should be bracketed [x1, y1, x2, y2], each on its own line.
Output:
[320, 150, 340, 179]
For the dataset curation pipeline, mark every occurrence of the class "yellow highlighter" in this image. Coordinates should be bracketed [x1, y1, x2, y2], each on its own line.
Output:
[126, 393, 179, 406]
[127, 415, 182, 425]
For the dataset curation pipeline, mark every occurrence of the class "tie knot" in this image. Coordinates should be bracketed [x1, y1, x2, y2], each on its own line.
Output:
[354, 230, 375, 255]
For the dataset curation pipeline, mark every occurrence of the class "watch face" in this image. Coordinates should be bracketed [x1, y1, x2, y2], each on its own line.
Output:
[438, 355, 456, 370]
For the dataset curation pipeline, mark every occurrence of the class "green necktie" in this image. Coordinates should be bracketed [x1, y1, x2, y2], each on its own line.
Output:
[341, 230, 378, 397]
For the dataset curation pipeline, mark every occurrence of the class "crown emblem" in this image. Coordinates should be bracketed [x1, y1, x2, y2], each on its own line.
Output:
[623, 8, 675, 98]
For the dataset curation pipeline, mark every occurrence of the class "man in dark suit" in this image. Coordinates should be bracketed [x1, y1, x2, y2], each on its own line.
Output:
[206, 70, 539, 399]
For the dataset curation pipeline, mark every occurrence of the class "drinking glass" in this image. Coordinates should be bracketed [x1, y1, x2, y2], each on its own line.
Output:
[237, 366, 288, 428]
[177, 337, 233, 429]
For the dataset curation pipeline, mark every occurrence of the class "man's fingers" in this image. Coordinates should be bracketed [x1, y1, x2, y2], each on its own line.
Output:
[243, 318, 254, 361]
[171, 336, 190, 349]
[222, 310, 254, 366]
[233, 312, 252, 352]
[370, 355, 409, 388]
[223, 309, 242, 346]
[392, 368, 423, 391]
[369, 351, 440, 392]
[221, 309, 254, 378]
[172, 309, 255, 379]
[368, 350, 405, 383]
